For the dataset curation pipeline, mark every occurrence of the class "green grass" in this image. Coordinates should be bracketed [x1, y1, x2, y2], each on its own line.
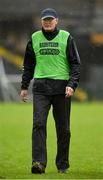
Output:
[0, 102, 103, 179]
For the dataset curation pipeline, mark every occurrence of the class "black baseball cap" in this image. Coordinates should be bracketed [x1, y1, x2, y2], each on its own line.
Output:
[41, 8, 58, 20]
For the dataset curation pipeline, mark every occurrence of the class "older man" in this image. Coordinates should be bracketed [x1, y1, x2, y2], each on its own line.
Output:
[20, 8, 80, 174]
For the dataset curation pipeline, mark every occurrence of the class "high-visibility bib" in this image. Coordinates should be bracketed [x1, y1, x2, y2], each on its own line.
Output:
[32, 30, 70, 80]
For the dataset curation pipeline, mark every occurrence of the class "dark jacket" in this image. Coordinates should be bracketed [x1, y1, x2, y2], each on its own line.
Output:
[21, 28, 81, 95]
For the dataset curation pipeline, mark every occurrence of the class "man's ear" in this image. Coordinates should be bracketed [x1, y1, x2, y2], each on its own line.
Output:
[56, 18, 59, 25]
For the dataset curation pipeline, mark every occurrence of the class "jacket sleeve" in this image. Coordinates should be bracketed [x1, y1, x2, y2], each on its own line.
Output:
[21, 39, 36, 90]
[66, 35, 81, 91]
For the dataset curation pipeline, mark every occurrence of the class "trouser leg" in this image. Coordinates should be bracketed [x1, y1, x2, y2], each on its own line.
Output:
[52, 95, 71, 170]
[32, 94, 51, 167]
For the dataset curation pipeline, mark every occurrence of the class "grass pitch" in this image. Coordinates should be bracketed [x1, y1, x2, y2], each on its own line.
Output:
[0, 102, 103, 179]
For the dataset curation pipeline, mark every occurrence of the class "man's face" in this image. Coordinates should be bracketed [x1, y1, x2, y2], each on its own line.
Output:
[41, 17, 58, 32]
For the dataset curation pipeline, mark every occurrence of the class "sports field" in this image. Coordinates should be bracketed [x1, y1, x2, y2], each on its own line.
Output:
[0, 102, 103, 179]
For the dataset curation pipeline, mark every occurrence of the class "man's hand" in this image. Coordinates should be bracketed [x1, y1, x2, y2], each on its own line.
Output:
[20, 90, 28, 102]
[65, 87, 74, 97]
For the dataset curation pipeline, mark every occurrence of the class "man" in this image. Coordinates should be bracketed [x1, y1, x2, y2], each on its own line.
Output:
[20, 8, 80, 174]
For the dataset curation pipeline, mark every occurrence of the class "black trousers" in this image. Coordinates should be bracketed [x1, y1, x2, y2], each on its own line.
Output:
[32, 94, 71, 170]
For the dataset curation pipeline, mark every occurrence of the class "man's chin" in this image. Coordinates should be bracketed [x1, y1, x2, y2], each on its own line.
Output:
[44, 28, 54, 32]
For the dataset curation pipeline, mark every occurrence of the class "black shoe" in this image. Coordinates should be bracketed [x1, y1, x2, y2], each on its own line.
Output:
[31, 162, 45, 174]
[58, 168, 68, 173]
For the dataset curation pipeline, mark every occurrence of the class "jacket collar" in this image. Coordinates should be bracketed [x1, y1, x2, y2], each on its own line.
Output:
[42, 27, 59, 40]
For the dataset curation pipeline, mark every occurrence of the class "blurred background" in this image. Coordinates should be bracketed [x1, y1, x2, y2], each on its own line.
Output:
[0, 0, 103, 102]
